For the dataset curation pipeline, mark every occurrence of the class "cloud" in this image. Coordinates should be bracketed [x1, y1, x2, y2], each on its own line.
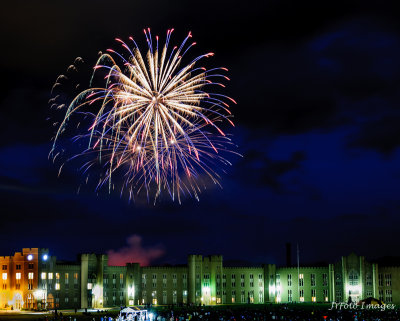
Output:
[347, 115, 400, 155]
[237, 149, 306, 192]
[107, 235, 165, 266]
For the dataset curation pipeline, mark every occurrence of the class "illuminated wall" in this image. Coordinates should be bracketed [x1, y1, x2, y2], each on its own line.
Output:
[2, 249, 400, 309]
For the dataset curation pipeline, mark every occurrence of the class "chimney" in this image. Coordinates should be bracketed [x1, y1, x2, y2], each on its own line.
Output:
[286, 243, 292, 267]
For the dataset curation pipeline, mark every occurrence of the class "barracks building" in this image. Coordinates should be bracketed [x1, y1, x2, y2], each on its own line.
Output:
[0, 248, 399, 310]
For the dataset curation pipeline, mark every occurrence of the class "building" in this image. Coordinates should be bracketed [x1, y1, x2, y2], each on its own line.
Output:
[0, 248, 399, 310]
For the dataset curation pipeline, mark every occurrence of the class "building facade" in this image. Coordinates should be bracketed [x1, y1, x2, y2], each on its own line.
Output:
[1, 249, 399, 310]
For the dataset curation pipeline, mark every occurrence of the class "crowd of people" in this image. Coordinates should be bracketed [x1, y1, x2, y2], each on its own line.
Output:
[32, 304, 400, 321]
[148, 304, 400, 321]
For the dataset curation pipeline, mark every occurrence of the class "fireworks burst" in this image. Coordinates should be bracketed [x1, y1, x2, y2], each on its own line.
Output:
[51, 28, 237, 202]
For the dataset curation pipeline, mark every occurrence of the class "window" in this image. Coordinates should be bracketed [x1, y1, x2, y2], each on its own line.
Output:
[2, 265, 7, 270]
[173, 290, 177, 304]
[55, 283, 60, 290]
[16, 273, 21, 289]
[311, 289, 316, 302]
[366, 273, 372, 286]
[366, 290, 372, 297]
[336, 290, 342, 302]
[231, 274, 236, 279]
[311, 274, 316, 287]
[288, 289, 292, 302]
[287, 274, 292, 287]
[299, 274, 304, 287]
[379, 289, 384, 301]
[299, 289, 304, 302]
[348, 270, 359, 286]
[65, 273, 69, 284]
[2, 273, 7, 280]
[335, 274, 341, 286]
[49, 273, 53, 280]
[385, 274, 392, 287]
[322, 273, 328, 287]
[41, 272, 46, 280]
[240, 281, 245, 288]
[28, 272, 34, 279]
[28, 263, 34, 269]
[231, 290, 236, 303]
[258, 274, 263, 279]
[385, 290, 392, 303]
[56, 273, 60, 280]
[323, 289, 328, 301]
[152, 274, 157, 279]
[163, 274, 167, 279]
[16, 264, 21, 270]
[378, 274, 383, 286]
[240, 290, 245, 303]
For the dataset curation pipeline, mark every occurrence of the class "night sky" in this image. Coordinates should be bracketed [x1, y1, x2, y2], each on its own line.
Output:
[1, 1, 400, 267]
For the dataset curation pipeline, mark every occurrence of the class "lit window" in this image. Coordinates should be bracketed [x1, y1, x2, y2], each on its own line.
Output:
[2, 273, 7, 280]
[16, 273, 21, 280]
[56, 273, 60, 280]
[48, 273, 53, 280]
[41, 272, 46, 280]
[28, 272, 34, 279]
[88, 283, 93, 290]
[55, 283, 60, 290]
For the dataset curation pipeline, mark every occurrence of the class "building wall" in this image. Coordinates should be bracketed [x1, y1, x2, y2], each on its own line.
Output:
[275, 267, 329, 303]
[2, 249, 400, 309]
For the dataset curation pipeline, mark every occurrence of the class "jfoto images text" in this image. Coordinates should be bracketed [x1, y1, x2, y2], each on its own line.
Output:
[329, 302, 396, 311]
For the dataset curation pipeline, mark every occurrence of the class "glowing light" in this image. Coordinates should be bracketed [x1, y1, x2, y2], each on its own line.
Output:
[42, 254, 48, 261]
[48, 273, 53, 280]
[149, 313, 154, 321]
[128, 285, 135, 297]
[16, 273, 21, 280]
[34, 290, 44, 299]
[300, 297, 304, 302]
[27, 254, 33, 261]
[2, 273, 7, 280]
[51, 29, 237, 203]
[41, 272, 46, 280]
[28, 272, 34, 280]
[55, 283, 60, 290]
[93, 285, 102, 297]
[87, 283, 93, 290]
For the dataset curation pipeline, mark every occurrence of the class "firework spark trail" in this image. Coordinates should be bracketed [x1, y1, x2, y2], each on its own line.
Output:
[51, 29, 237, 202]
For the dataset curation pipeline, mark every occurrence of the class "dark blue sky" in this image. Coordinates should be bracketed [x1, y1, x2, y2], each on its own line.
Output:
[1, 1, 400, 266]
